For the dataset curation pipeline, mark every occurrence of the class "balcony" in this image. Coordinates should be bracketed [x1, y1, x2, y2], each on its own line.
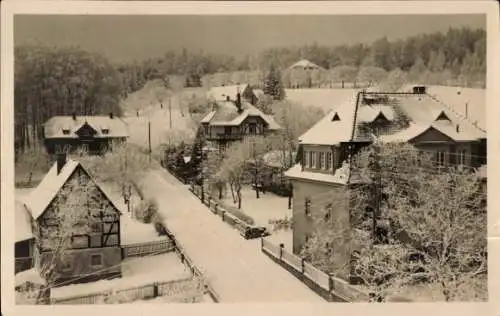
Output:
[209, 132, 244, 141]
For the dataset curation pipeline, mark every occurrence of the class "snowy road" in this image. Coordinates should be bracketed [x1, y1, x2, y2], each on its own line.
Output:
[139, 169, 325, 303]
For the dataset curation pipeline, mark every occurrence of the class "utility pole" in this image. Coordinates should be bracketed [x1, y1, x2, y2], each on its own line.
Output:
[169, 97, 172, 129]
[148, 120, 152, 162]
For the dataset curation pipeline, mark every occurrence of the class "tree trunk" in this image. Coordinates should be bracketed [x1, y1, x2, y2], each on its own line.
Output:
[230, 182, 236, 203]
[255, 171, 260, 199]
[237, 188, 242, 209]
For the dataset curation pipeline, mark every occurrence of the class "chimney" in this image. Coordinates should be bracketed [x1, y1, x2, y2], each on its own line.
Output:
[72, 112, 76, 121]
[226, 95, 230, 101]
[236, 92, 241, 112]
[109, 112, 114, 119]
[56, 153, 67, 175]
[465, 102, 468, 119]
[413, 85, 426, 94]
[456, 124, 460, 133]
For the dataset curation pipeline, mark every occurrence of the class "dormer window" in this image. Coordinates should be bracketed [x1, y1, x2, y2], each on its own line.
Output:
[332, 113, 341, 122]
[62, 129, 70, 135]
[101, 128, 110, 135]
[435, 111, 451, 122]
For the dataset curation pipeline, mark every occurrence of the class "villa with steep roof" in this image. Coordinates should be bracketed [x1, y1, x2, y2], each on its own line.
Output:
[42, 113, 128, 155]
[199, 91, 280, 152]
[285, 85, 487, 267]
[24, 154, 123, 285]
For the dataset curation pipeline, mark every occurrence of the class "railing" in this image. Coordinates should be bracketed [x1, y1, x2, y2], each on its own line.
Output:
[211, 133, 243, 140]
[51, 277, 199, 304]
[261, 237, 371, 302]
[121, 239, 175, 258]
[15, 257, 34, 274]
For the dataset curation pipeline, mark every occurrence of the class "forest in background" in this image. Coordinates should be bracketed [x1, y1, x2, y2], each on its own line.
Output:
[14, 26, 486, 158]
[117, 26, 486, 92]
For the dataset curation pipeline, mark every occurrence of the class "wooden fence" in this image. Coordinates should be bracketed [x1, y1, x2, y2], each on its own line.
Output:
[261, 238, 370, 302]
[121, 239, 175, 258]
[51, 277, 200, 304]
[163, 228, 221, 303]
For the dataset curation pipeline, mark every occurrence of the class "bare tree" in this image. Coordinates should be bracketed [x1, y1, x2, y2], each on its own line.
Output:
[15, 145, 51, 186]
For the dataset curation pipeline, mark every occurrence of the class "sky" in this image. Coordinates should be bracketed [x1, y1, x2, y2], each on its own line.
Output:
[14, 14, 485, 63]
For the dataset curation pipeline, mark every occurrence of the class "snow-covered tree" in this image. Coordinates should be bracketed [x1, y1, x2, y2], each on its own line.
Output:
[303, 143, 487, 301]
[263, 63, 286, 100]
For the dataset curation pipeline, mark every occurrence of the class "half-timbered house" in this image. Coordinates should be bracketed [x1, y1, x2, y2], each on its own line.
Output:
[24, 154, 122, 285]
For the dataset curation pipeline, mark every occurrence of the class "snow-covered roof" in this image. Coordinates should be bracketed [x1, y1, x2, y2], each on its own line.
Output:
[356, 105, 395, 123]
[298, 91, 359, 146]
[206, 84, 250, 102]
[285, 88, 357, 112]
[288, 59, 323, 70]
[285, 162, 350, 185]
[24, 159, 80, 220]
[200, 101, 280, 130]
[43, 115, 129, 139]
[15, 268, 45, 287]
[24, 159, 122, 220]
[16, 200, 33, 242]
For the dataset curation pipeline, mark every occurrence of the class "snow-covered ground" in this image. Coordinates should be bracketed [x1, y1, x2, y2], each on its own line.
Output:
[51, 252, 191, 299]
[220, 187, 292, 229]
[218, 187, 293, 249]
[265, 229, 293, 250]
[99, 183, 165, 245]
[138, 169, 324, 302]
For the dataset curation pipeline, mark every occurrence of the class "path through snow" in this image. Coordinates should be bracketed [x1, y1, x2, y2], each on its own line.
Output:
[139, 169, 325, 302]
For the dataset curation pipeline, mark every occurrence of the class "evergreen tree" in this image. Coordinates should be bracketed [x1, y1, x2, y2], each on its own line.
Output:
[263, 63, 286, 100]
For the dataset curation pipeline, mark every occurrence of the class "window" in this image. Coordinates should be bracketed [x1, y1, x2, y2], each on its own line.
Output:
[101, 129, 109, 135]
[320, 152, 326, 169]
[62, 129, 70, 135]
[330, 152, 335, 171]
[458, 150, 467, 165]
[224, 126, 232, 135]
[324, 203, 333, 221]
[304, 151, 309, 167]
[91, 222, 102, 234]
[325, 152, 331, 170]
[90, 254, 103, 267]
[310, 152, 316, 168]
[203, 125, 209, 136]
[436, 151, 447, 166]
[305, 198, 312, 216]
